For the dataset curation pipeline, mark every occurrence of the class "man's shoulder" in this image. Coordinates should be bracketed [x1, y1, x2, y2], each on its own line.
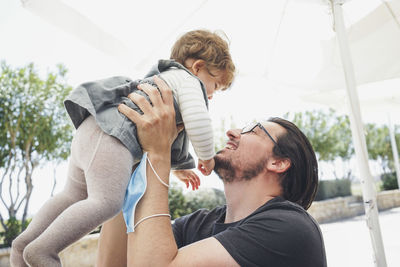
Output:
[173, 206, 226, 248]
[255, 197, 307, 213]
[246, 197, 318, 227]
[215, 198, 326, 267]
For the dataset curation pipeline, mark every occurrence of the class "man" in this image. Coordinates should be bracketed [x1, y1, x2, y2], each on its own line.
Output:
[96, 77, 327, 267]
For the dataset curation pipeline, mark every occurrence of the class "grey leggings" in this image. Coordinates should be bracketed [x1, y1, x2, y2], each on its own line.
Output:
[10, 116, 134, 267]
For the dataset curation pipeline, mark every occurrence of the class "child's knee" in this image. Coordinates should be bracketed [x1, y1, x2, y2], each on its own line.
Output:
[10, 235, 29, 267]
[11, 235, 25, 252]
[22, 242, 38, 266]
[23, 240, 60, 267]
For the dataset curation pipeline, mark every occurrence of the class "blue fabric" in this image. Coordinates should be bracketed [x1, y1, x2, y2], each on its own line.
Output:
[123, 153, 148, 233]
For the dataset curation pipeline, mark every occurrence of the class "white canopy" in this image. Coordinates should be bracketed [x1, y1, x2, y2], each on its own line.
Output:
[310, 0, 400, 89]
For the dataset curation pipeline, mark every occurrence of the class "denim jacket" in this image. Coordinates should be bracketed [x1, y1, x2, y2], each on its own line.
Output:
[64, 59, 208, 169]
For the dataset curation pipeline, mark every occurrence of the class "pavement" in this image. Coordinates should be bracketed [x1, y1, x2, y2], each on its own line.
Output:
[320, 207, 400, 267]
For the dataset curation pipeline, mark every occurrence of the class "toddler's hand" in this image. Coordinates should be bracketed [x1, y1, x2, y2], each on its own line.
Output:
[172, 169, 200, 190]
[197, 158, 215, 176]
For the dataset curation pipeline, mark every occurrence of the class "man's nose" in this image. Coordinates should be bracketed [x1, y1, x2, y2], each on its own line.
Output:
[226, 129, 241, 140]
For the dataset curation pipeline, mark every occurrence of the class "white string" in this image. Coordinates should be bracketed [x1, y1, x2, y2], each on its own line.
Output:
[147, 156, 169, 188]
[134, 213, 171, 230]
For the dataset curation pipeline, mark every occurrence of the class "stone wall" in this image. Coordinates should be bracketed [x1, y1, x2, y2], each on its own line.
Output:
[1, 189, 399, 266]
[0, 234, 99, 267]
[308, 195, 364, 223]
[308, 189, 400, 223]
[376, 189, 400, 210]
[59, 234, 99, 267]
[0, 248, 10, 267]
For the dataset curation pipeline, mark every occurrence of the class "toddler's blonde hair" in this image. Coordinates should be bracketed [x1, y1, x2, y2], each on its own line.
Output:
[170, 29, 235, 90]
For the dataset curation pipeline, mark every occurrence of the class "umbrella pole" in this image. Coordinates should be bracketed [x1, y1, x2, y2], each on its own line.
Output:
[388, 113, 400, 188]
[331, 1, 387, 266]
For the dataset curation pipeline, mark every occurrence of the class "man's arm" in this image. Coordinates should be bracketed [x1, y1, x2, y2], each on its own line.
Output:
[118, 76, 238, 266]
[96, 212, 127, 267]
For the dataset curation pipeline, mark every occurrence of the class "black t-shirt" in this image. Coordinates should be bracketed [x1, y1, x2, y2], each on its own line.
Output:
[172, 196, 327, 267]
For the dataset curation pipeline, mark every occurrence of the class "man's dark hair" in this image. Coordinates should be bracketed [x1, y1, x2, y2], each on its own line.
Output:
[268, 117, 319, 210]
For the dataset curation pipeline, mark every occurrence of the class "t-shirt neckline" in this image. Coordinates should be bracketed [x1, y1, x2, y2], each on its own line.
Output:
[212, 196, 285, 235]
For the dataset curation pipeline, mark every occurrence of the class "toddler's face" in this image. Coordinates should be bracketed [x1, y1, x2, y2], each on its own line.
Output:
[196, 67, 224, 100]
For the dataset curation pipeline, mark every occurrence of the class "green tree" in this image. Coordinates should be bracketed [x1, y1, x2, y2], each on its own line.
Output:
[168, 183, 190, 220]
[185, 188, 226, 212]
[168, 185, 226, 220]
[0, 61, 73, 246]
[288, 109, 354, 179]
[365, 124, 400, 174]
[288, 109, 400, 185]
[289, 109, 353, 162]
[380, 172, 398, 191]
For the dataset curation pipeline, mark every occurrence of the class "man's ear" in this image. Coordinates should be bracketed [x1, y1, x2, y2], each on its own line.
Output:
[267, 158, 291, 174]
[191, 59, 205, 75]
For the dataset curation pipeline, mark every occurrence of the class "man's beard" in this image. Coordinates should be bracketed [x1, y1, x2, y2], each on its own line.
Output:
[214, 151, 268, 183]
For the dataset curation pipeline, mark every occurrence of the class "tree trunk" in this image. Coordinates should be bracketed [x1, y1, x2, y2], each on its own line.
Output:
[22, 169, 34, 229]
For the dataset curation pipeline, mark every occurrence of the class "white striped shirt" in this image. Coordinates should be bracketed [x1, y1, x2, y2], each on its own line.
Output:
[160, 69, 215, 161]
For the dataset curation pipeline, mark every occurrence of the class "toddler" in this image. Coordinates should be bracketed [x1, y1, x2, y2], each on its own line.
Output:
[10, 29, 235, 267]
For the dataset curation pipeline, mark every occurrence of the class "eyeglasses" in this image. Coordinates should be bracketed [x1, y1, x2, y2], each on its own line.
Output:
[241, 122, 279, 148]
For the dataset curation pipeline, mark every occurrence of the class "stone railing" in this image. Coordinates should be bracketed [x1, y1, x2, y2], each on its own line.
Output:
[0, 234, 99, 267]
[376, 189, 400, 210]
[308, 189, 400, 223]
[1, 189, 399, 267]
[0, 248, 10, 267]
[59, 234, 99, 267]
[308, 195, 364, 223]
